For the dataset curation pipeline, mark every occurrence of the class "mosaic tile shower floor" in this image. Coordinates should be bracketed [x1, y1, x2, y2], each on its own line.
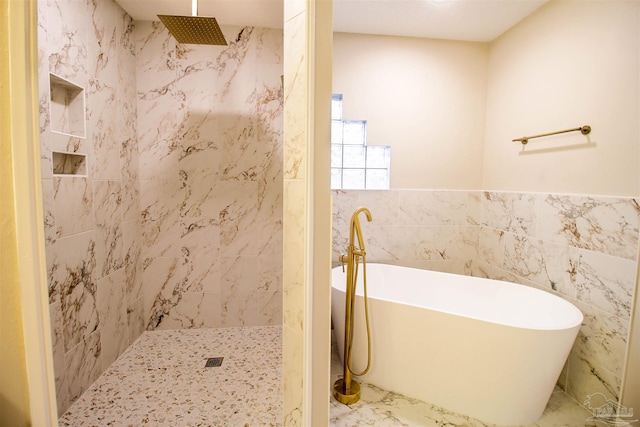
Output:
[60, 326, 597, 426]
[59, 326, 282, 426]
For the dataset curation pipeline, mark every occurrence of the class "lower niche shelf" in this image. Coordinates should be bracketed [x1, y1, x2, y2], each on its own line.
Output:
[52, 151, 87, 176]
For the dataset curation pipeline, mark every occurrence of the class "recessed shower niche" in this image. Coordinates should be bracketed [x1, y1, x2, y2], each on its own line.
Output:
[52, 151, 87, 176]
[49, 73, 86, 138]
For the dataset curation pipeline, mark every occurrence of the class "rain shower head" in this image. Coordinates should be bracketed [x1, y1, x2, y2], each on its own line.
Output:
[158, 15, 227, 45]
[158, 0, 228, 46]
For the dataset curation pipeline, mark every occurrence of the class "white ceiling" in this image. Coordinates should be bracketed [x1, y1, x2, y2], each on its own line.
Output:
[116, 0, 549, 42]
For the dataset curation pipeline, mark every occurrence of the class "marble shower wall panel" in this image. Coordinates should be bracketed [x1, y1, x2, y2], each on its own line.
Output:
[537, 195, 640, 260]
[501, 233, 582, 298]
[96, 269, 128, 368]
[481, 191, 537, 235]
[331, 190, 481, 275]
[135, 24, 283, 330]
[38, 0, 89, 86]
[93, 180, 124, 277]
[52, 176, 95, 237]
[477, 192, 639, 410]
[139, 179, 182, 258]
[37, 0, 142, 414]
[54, 231, 99, 355]
[332, 189, 638, 415]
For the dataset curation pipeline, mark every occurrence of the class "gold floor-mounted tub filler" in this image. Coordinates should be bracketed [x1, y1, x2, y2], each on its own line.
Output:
[333, 207, 373, 405]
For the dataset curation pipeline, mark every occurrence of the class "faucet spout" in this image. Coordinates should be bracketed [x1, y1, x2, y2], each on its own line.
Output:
[349, 207, 373, 253]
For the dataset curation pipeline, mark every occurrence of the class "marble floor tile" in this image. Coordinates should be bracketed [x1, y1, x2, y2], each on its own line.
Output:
[59, 326, 282, 426]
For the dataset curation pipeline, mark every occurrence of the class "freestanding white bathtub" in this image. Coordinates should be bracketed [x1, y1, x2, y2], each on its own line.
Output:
[331, 263, 583, 425]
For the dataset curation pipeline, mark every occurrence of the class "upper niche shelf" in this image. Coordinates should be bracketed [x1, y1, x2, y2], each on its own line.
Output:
[49, 73, 86, 138]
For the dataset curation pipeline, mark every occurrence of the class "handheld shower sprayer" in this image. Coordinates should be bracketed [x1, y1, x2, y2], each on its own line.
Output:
[350, 207, 372, 255]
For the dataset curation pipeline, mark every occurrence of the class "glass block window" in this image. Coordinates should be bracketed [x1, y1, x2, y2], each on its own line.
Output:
[331, 94, 391, 189]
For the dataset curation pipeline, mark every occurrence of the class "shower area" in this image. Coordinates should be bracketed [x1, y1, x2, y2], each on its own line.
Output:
[38, 0, 285, 419]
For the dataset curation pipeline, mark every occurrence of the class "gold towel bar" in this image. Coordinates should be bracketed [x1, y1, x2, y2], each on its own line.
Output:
[513, 125, 591, 145]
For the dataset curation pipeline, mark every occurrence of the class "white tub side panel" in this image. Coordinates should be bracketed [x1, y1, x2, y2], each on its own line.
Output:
[332, 288, 580, 425]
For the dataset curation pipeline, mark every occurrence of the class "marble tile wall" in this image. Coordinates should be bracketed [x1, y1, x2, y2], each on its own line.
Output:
[332, 190, 481, 274]
[283, 0, 308, 423]
[39, 0, 283, 414]
[477, 192, 639, 409]
[332, 189, 639, 412]
[37, 0, 143, 415]
[134, 23, 283, 330]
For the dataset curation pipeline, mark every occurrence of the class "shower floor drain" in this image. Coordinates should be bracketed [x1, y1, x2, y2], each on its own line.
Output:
[205, 357, 224, 367]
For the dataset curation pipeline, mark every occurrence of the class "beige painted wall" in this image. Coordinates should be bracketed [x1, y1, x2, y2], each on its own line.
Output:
[333, 32, 489, 190]
[0, 1, 31, 419]
[1, 0, 58, 425]
[484, 0, 640, 196]
[0, 4, 30, 426]
[334, 1, 640, 197]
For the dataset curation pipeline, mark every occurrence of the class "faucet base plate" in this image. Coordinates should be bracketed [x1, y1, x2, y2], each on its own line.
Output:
[332, 378, 361, 405]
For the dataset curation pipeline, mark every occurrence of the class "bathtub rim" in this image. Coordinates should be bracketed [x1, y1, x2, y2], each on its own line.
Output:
[331, 262, 584, 332]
